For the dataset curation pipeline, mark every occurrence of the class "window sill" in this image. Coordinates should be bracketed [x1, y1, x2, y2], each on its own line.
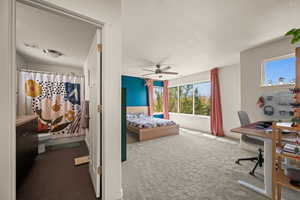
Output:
[260, 83, 295, 88]
[169, 112, 210, 119]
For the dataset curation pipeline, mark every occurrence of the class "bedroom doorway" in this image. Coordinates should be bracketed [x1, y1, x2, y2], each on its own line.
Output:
[15, 0, 103, 199]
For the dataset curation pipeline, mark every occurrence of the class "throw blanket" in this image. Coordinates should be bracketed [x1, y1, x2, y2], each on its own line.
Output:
[127, 113, 175, 128]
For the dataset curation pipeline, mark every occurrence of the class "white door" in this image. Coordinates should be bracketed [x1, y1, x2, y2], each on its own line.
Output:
[88, 28, 102, 198]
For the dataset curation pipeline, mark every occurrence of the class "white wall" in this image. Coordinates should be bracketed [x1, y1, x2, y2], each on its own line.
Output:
[23, 64, 83, 75]
[84, 33, 97, 101]
[169, 65, 241, 139]
[0, 1, 122, 200]
[16, 52, 84, 75]
[170, 113, 211, 133]
[219, 64, 241, 139]
[16, 52, 27, 66]
[16, 53, 83, 75]
[16, 53, 27, 115]
[83, 32, 97, 150]
[0, 0, 15, 199]
[241, 37, 300, 122]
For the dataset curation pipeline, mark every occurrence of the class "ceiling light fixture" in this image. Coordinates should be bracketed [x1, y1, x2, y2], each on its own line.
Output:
[24, 42, 39, 49]
[42, 49, 63, 58]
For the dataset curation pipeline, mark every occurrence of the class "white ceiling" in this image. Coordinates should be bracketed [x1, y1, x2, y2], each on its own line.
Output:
[122, 0, 300, 79]
[16, 2, 97, 68]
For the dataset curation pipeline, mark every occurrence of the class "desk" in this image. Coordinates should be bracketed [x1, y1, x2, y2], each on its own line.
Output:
[231, 122, 273, 198]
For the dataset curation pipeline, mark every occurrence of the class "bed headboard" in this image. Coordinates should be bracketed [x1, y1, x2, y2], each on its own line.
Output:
[126, 106, 148, 115]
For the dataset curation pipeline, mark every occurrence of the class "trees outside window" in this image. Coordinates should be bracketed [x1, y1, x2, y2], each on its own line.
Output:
[169, 82, 211, 116]
[179, 84, 193, 114]
[194, 82, 211, 116]
[153, 86, 163, 113]
[168, 87, 178, 113]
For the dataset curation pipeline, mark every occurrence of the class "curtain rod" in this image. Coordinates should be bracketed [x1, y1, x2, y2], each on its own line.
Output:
[18, 67, 84, 78]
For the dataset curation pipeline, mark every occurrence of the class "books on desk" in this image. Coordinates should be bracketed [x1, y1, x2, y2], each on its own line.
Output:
[276, 122, 293, 128]
[276, 144, 300, 161]
[264, 127, 292, 134]
[264, 128, 272, 134]
[283, 143, 300, 155]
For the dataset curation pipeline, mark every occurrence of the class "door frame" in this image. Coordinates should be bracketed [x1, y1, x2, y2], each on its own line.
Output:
[8, 0, 112, 199]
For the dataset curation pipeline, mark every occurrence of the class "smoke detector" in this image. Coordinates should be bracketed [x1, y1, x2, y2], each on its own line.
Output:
[42, 49, 63, 58]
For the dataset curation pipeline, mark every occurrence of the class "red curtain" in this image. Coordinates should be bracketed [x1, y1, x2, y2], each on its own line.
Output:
[163, 80, 169, 119]
[145, 79, 154, 116]
[210, 68, 224, 137]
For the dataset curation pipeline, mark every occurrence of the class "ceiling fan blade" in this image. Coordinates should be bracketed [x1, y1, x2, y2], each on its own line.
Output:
[139, 58, 156, 65]
[142, 69, 155, 72]
[160, 71, 179, 75]
[141, 65, 156, 68]
[142, 73, 155, 76]
[157, 57, 169, 65]
[160, 66, 171, 71]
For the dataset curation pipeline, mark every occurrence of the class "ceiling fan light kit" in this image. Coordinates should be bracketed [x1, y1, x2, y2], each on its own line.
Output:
[141, 64, 179, 77]
[24, 42, 64, 58]
[24, 42, 39, 49]
[42, 49, 63, 58]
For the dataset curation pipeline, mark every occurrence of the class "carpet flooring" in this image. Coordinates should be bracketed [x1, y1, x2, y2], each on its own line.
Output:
[17, 141, 97, 200]
[122, 129, 300, 200]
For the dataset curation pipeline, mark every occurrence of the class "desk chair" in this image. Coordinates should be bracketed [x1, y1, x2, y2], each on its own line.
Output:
[235, 111, 264, 176]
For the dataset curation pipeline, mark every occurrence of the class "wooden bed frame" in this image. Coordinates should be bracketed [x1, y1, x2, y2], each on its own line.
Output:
[126, 106, 180, 141]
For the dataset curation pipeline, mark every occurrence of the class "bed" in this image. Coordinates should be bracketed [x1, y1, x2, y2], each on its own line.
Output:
[126, 106, 179, 141]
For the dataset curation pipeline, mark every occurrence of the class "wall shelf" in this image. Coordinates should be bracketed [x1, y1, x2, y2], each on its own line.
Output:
[272, 124, 300, 199]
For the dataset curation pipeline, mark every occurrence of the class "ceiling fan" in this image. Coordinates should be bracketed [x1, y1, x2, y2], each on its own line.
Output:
[142, 64, 179, 77]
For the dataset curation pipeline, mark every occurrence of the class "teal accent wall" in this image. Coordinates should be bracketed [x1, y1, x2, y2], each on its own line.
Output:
[122, 75, 147, 106]
[121, 75, 164, 118]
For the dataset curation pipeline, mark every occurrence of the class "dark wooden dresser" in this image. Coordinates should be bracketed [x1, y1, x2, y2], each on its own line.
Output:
[16, 115, 38, 188]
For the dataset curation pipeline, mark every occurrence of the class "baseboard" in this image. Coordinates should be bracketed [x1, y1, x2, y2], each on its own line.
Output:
[115, 188, 123, 200]
[180, 128, 239, 145]
[180, 127, 211, 134]
[47, 135, 85, 146]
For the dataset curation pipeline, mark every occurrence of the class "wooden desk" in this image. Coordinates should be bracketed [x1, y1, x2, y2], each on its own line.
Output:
[231, 122, 272, 139]
[231, 122, 273, 198]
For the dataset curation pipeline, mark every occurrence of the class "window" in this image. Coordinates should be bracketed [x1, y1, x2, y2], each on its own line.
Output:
[194, 82, 211, 116]
[262, 55, 296, 86]
[153, 86, 163, 113]
[169, 81, 211, 116]
[168, 87, 178, 113]
[179, 84, 193, 114]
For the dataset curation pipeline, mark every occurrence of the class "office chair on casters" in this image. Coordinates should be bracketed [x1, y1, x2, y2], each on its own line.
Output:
[235, 111, 264, 176]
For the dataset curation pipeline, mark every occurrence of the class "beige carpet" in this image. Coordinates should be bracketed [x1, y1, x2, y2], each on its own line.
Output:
[122, 129, 300, 200]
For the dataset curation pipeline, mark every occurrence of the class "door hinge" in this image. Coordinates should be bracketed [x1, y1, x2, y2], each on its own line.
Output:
[97, 44, 102, 53]
[97, 105, 103, 113]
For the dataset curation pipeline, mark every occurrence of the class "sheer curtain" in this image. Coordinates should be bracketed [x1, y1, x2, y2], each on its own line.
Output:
[18, 71, 84, 138]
